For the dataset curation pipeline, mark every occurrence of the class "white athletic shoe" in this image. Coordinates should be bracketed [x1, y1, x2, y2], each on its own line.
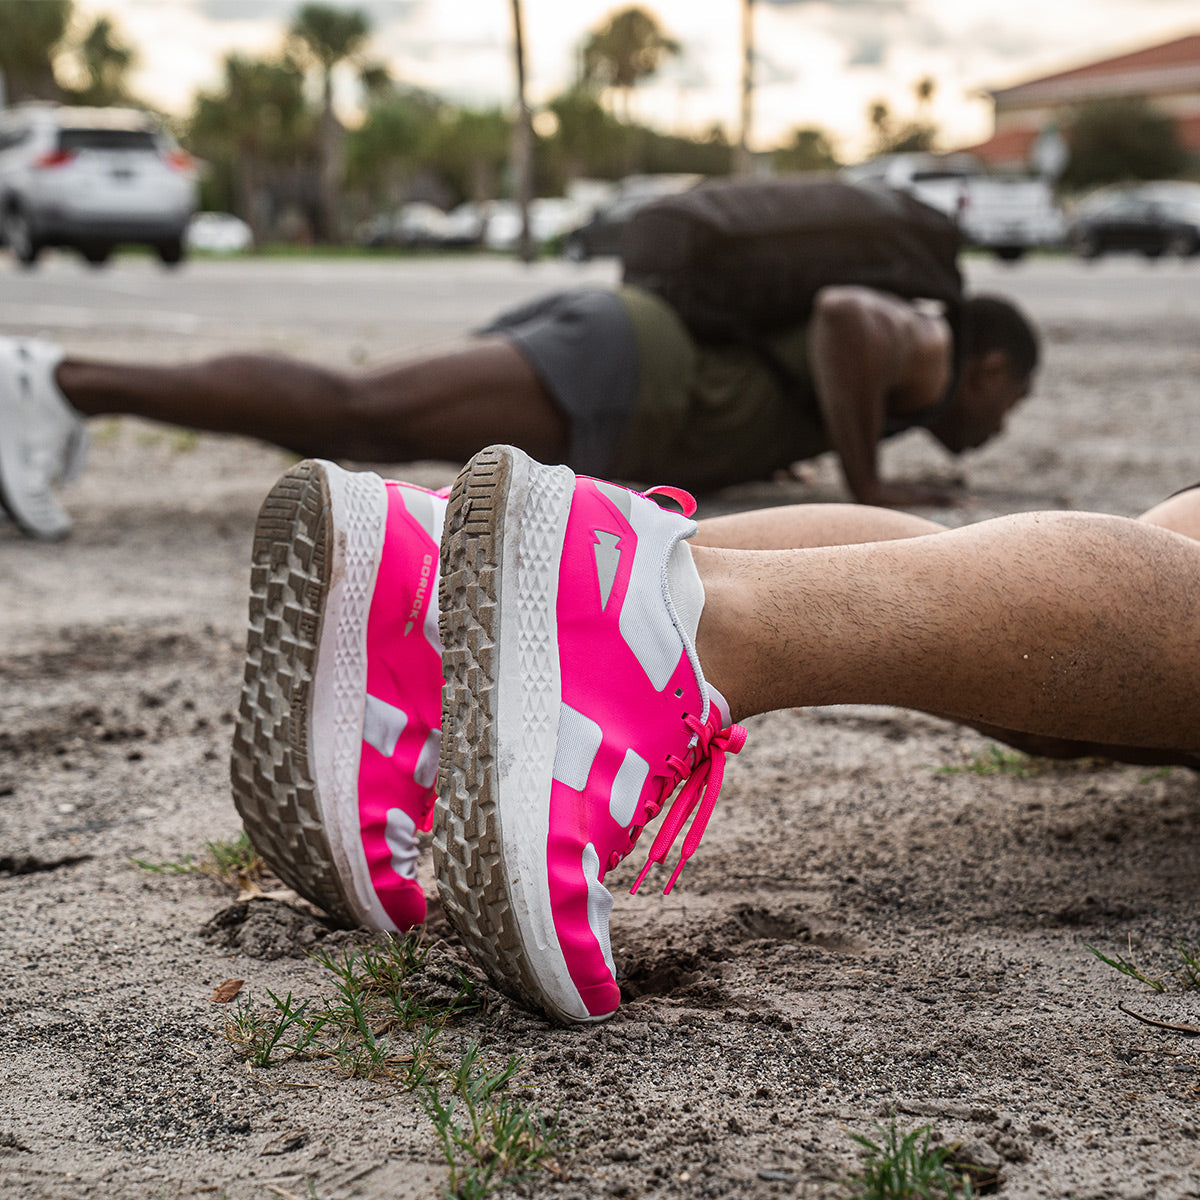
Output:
[0, 336, 88, 539]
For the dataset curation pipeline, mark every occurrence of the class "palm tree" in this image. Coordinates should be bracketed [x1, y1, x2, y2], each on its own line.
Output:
[71, 16, 135, 106]
[289, 4, 371, 242]
[581, 6, 681, 123]
[189, 53, 311, 243]
[0, 0, 72, 103]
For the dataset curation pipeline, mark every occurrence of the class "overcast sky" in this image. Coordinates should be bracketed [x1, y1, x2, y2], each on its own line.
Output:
[74, 0, 1200, 158]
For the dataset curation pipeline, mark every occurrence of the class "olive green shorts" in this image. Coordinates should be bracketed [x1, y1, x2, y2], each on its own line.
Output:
[610, 286, 828, 491]
[484, 284, 829, 490]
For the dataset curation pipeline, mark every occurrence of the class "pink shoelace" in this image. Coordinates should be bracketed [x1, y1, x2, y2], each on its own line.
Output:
[629, 703, 748, 896]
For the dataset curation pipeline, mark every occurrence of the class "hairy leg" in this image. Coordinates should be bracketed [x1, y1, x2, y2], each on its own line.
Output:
[57, 338, 570, 464]
[694, 511, 1200, 753]
[1138, 485, 1200, 540]
[693, 503, 941, 549]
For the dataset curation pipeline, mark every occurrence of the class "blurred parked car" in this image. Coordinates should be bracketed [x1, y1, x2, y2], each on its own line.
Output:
[355, 197, 593, 252]
[185, 211, 252, 254]
[1069, 181, 1200, 259]
[560, 174, 702, 261]
[482, 196, 590, 251]
[441, 202, 487, 247]
[0, 102, 197, 267]
[355, 202, 450, 249]
[842, 152, 1065, 261]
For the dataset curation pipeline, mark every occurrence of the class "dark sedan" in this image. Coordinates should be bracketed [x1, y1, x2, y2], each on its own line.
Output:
[1069, 181, 1200, 259]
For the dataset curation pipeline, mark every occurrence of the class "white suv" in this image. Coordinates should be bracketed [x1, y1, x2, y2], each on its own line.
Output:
[0, 103, 198, 267]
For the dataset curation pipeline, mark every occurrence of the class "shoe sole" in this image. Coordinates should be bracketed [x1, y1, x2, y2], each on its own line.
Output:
[434, 445, 610, 1024]
[230, 458, 392, 929]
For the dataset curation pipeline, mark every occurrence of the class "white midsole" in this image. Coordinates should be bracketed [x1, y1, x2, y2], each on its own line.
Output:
[308, 459, 394, 930]
[491, 449, 601, 1022]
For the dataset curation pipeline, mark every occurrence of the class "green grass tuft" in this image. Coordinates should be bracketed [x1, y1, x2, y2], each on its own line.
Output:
[131, 830, 264, 887]
[217, 934, 557, 1199]
[935, 745, 1036, 778]
[845, 1122, 980, 1199]
[1085, 941, 1167, 993]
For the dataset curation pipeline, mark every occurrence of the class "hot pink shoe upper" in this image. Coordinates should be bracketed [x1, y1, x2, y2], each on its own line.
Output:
[356, 481, 448, 930]
[545, 477, 745, 1017]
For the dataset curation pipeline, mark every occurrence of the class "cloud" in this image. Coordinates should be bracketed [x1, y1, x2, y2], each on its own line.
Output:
[194, 0, 419, 27]
[756, 0, 910, 8]
[845, 32, 887, 67]
[959, 22, 1043, 61]
[753, 48, 803, 87]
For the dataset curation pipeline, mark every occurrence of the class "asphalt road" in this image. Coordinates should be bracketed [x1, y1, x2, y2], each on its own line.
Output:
[1, 249, 1199, 352]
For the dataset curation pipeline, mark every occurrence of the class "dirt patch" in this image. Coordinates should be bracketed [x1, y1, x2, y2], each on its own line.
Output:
[2, 265, 1199, 1198]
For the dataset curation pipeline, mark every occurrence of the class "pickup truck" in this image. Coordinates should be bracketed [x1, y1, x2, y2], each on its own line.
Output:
[842, 152, 1066, 261]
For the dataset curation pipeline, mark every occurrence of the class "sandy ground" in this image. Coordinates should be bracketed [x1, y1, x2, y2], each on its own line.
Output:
[2, 256, 1199, 1200]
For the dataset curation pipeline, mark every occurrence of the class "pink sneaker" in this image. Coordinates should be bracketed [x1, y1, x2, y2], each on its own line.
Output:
[434, 445, 746, 1023]
[231, 459, 447, 931]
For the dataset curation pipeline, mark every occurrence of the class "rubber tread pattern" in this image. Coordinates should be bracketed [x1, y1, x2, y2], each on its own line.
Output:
[230, 460, 357, 925]
[433, 446, 560, 1017]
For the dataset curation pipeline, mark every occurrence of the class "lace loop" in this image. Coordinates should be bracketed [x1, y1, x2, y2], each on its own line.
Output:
[630, 703, 747, 896]
[643, 485, 698, 519]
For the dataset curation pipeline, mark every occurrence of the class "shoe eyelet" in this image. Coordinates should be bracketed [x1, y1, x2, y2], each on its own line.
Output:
[674, 687, 684, 698]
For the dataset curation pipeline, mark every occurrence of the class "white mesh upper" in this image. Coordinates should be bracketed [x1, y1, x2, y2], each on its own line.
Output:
[610, 748, 649, 827]
[582, 842, 616, 979]
[552, 703, 602, 791]
[362, 693, 408, 757]
[384, 807, 419, 879]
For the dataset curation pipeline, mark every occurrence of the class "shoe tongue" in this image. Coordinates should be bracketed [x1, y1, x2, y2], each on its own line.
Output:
[707, 685, 732, 728]
[665, 538, 703, 648]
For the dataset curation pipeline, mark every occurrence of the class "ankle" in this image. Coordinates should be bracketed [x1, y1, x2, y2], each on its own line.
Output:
[53, 361, 94, 416]
[691, 547, 755, 722]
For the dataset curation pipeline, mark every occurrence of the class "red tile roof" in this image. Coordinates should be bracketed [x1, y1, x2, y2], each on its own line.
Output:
[959, 127, 1040, 167]
[958, 111, 1200, 165]
[990, 32, 1200, 102]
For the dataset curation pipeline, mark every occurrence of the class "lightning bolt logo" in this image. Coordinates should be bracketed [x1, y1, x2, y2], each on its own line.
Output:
[592, 530, 622, 610]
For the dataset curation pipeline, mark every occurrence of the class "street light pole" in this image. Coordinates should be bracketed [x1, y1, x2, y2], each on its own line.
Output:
[736, 0, 755, 176]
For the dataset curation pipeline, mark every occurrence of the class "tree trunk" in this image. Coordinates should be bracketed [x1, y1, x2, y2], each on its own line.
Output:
[509, 0, 535, 263]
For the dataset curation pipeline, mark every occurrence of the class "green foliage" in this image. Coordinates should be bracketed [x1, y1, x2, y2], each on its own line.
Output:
[0, 0, 71, 102]
[845, 1122, 979, 1199]
[218, 935, 558, 1198]
[935, 745, 1035, 778]
[426, 107, 512, 203]
[187, 52, 313, 221]
[1087, 937, 1200, 994]
[1086, 942, 1166, 992]
[420, 1043, 561, 1200]
[1178, 942, 1200, 989]
[345, 88, 444, 201]
[290, 3, 370, 79]
[0, 2, 141, 108]
[774, 127, 841, 173]
[866, 78, 941, 156]
[580, 6, 681, 94]
[224, 989, 320, 1067]
[66, 16, 135, 107]
[1061, 98, 1189, 192]
[546, 86, 626, 180]
[131, 830, 264, 887]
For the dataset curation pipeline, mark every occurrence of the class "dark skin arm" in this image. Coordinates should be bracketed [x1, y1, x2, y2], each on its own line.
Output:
[806, 286, 960, 508]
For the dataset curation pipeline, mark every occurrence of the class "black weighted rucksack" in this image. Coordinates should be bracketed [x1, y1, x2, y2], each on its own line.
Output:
[619, 174, 964, 345]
